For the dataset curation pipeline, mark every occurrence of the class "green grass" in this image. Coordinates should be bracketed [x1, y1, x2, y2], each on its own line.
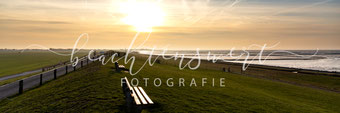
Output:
[240, 65, 340, 92]
[156, 56, 340, 92]
[0, 56, 339, 112]
[0, 50, 89, 78]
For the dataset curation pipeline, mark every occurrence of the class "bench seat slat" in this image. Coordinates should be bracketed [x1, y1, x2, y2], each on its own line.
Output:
[134, 87, 148, 105]
[138, 87, 154, 104]
[123, 77, 153, 106]
[132, 93, 141, 105]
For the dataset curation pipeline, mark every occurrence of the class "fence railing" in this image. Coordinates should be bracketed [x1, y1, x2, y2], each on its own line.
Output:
[0, 56, 98, 99]
[0, 51, 136, 100]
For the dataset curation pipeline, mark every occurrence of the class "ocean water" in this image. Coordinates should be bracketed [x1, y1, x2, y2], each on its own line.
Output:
[136, 50, 340, 72]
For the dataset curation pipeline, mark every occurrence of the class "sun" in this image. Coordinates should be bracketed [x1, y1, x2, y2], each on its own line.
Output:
[119, 1, 165, 32]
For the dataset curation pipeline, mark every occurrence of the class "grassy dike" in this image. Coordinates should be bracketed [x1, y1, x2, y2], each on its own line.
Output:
[0, 55, 340, 112]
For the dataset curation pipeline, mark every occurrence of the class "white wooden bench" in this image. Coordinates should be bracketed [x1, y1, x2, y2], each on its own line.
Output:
[119, 65, 126, 70]
[122, 77, 154, 112]
[114, 62, 129, 72]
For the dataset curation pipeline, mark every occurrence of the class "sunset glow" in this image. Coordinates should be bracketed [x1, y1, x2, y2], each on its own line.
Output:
[119, 1, 165, 32]
[0, 0, 340, 49]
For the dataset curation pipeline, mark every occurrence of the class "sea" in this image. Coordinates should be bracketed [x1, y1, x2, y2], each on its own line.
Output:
[136, 50, 340, 72]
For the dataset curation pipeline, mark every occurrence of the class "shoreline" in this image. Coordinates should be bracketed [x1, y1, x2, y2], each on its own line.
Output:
[133, 52, 340, 77]
[130, 52, 340, 93]
[217, 61, 340, 77]
[146, 53, 340, 77]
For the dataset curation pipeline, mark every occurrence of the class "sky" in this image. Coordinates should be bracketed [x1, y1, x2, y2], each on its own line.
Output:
[0, 0, 339, 50]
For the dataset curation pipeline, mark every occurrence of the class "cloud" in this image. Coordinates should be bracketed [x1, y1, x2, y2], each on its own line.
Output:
[0, 19, 74, 33]
[0, 19, 72, 25]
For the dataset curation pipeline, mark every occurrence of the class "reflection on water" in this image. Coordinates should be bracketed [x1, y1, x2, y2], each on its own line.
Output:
[232, 58, 340, 72]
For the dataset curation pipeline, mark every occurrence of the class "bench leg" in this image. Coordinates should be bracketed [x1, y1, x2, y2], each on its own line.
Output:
[126, 96, 133, 112]
[123, 86, 134, 112]
[116, 68, 121, 72]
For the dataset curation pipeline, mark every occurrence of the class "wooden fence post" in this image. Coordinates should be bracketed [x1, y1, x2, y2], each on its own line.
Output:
[54, 69, 57, 80]
[223, 67, 226, 72]
[81, 61, 83, 68]
[66, 65, 68, 74]
[241, 67, 243, 74]
[115, 62, 119, 72]
[40, 74, 43, 85]
[19, 80, 23, 94]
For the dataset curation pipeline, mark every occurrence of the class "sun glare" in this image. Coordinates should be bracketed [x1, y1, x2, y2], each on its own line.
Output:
[119, 1, 165, 32]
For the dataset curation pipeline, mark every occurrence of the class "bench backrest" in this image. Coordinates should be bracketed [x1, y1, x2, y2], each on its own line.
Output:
[119, 65, 125, 68]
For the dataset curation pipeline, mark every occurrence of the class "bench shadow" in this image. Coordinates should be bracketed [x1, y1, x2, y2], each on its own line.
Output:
[144, 103, 163, 112]
[118, 102, 162, 113]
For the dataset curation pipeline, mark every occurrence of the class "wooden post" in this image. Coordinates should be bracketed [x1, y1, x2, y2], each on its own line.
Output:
[40, 74, 43, 85]
[228, 67, 231, 73]
[74, 66, 76, 71]
[156, 59, 161, 64]
[223, 67, 226, 72]
[87, 58, 88, 64]
[115, 62, 119, 72]
[241, 67, 243, 74]
[81, 61, 83, 68]
[54, 69, 57, 79]
[66, 65, 68, 74]
[19, 80, 23, 94]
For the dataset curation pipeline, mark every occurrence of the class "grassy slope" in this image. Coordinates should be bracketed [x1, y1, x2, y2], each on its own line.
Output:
[0, 50, 88, 77]
[241, 66, 340, 92]
[161, 58, 340, 92]
[0, 57, 339, 112]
